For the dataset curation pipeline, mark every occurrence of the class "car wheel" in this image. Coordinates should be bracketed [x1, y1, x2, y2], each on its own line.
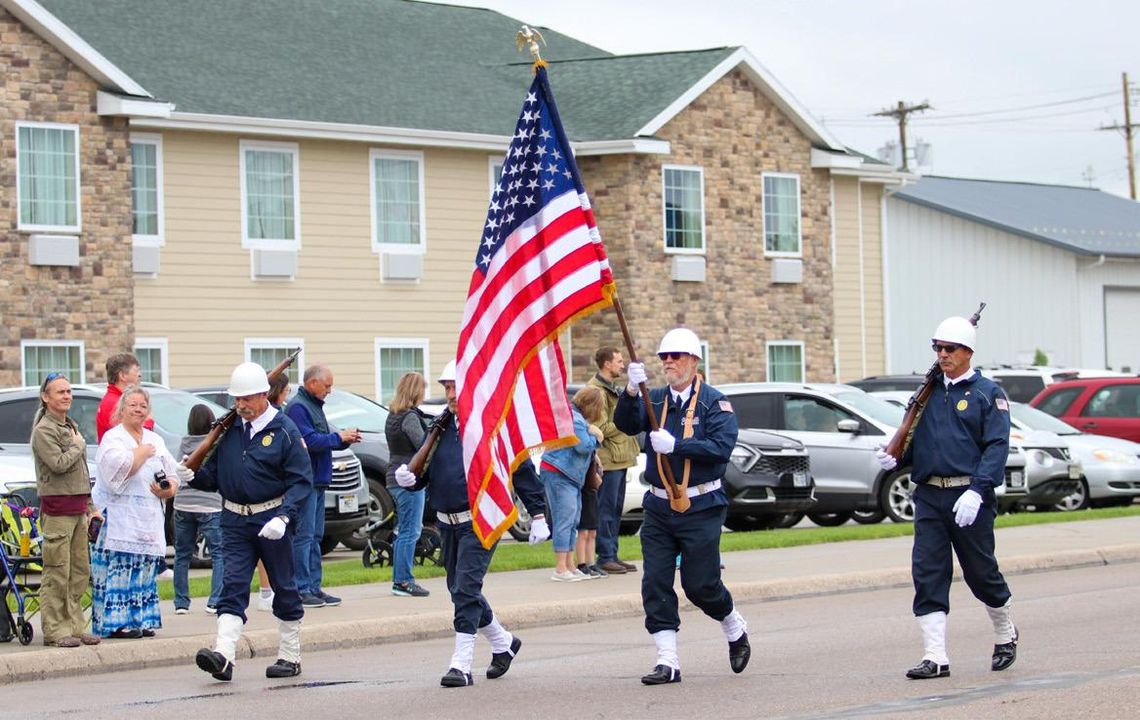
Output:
[508, 493, 532, 542]
[619, 520, 642, 536]
[319, 535, 340, 555]
[806, 511, 853, 527]
[1052, 479, 1090, 512]
[880, 468, 916, 523]
[776, 511, 805, 529]
[189, 531, 212, 569]
[724, 515, 786, 532]
[852, 508, 886, 524]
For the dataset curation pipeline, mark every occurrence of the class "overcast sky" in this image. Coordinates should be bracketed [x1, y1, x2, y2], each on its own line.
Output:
[443, 0, 1138, 199]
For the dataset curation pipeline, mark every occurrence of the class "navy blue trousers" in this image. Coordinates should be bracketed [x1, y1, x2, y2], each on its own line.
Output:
[640, 502, 734, 634]
[440, 521, 497, 634]
[596, 469, 627, 564]
[911, 483, 1011, 616]
[215, 514, 303, 622]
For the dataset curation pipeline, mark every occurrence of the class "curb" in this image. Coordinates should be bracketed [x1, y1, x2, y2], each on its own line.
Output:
[3, 544, 1138, 684]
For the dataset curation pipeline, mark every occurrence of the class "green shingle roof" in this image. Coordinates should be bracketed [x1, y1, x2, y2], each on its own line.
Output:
[35, 0, 738, 142]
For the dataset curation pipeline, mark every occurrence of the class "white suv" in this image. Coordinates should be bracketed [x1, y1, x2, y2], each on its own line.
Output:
[979, 365, 1135, 403]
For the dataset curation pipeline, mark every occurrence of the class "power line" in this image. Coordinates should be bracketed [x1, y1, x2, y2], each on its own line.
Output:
[927, 91, 1118, 120]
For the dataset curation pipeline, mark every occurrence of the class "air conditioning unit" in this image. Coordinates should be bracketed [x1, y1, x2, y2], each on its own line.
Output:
[382, 253, 423, 281]
[133, 245, 161, 275]
[670, 255, 706, 283]
[28, 234, 79, 267]
[252, 249, 297, 279]
[771, 258, 803, 284]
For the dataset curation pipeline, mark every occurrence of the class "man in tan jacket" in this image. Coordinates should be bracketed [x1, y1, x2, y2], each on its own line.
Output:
[587, 346, 641, 575]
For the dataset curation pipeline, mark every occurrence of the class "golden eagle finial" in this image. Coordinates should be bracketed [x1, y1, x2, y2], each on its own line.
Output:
[516, 25, 546, 68]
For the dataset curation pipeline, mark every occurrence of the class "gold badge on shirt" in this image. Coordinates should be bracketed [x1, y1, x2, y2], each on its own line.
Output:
[262, 432, 274, 447]
[956, 399, 968, 412]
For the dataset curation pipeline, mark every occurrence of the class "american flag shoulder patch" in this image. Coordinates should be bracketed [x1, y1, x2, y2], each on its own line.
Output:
[995, 398, 1009, 411]
[719, 400, 734, 413]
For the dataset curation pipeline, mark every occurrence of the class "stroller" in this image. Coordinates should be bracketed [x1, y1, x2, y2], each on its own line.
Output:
[357, 508, 442, 568]
[0, 488, 43, 645]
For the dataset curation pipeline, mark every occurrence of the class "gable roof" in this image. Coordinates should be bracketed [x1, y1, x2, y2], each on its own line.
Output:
[19, 0, 846, 153]
[890, 176, 1140, 258]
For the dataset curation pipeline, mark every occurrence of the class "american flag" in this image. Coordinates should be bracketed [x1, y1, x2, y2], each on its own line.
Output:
[456, 66, 615, 547]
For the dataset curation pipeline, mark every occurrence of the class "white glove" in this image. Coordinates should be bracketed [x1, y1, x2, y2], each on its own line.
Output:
[626, 362, 647, 395]
[650, 428, 676, 455]
[258, 516, 288, 540]
[874, 446, 898, 471]
[528, 514, 550, 544]
[175, 463, 195, 484]
[395, 463, 416, 488]
[952, 489, 983, 527]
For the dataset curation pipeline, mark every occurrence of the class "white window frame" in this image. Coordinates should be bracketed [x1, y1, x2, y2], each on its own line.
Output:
[244, 337, 305, 383]
[762, 172, 803, 258]
[699, 341, 711, 383]
[374, 337, 430, 403]
[130, 133, 165, 247]
[15, 121, 82, 233]
[20, 340, 85, 386]
[488, 155, 505, 198]
[370, 149, 426, 255]
[133, 337, 169, 386]
[661, 164, 706, 255]
[766, 340, 806, 383]
[239, 140, 301, 251]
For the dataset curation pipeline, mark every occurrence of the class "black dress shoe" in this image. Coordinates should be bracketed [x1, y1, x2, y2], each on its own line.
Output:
[640, 664, 681, 685]
[728, 632, 751, 674]
[195, 648, 233, 682]
[487, 636, 522, 679]
[440, 667, 474, 687]
[992, 626, 1018, 672]
[141, 629, 156, 638]
[905, 659, 950, 679]
[266, 659, 301, 678]
[109, 628, 143, 639]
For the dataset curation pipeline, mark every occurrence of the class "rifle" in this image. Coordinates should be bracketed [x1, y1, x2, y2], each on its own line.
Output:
[885, 303, 986, 462]
[183, 348, 302, 471]
[406, 406, 453, 477]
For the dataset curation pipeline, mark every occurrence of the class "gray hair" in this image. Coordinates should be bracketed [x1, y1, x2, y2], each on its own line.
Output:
[112, 384, 151, 424]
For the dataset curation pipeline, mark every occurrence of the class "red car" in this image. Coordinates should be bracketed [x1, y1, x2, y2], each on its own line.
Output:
[1030, 377, 1140, 443]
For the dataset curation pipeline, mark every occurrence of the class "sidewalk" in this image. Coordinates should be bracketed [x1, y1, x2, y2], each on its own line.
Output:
[3, 516, 1138, 684]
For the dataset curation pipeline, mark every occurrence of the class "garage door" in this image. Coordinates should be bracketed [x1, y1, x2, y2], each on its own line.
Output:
[1104, 288, 1140, 372]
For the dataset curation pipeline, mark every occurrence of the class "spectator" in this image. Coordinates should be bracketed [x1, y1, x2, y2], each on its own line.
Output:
[384, 372, 431, 597]
[92, 386, 179, 638]
[173, 404, 225, 615]
[574, 391, 610, 578]
[30, 372, 102, 648]
[96, 353, 152, 442]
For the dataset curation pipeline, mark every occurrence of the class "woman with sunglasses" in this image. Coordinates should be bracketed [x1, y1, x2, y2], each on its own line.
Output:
[30, 372, 103, 648]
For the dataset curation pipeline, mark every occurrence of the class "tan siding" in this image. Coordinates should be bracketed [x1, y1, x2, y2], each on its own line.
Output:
[860, 182, 885, 376]
[831, 177, 864, 381]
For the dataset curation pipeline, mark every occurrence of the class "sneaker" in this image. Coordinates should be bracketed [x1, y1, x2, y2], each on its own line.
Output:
[550, 570, 584, 582]
[174, 607, 190, 615]
[204, 605, 217, 615]
[317, 591, 341, 607]
[575, 564, 598, 579]
[572, 568, 593, 581]
[586, 564, 609, 578]
[158, 568, 175, 581]
[392, 582, 431, 597]
[300, 593, 326, 608]
[257, 591, 274, 612]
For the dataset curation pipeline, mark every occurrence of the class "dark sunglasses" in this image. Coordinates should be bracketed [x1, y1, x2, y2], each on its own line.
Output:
[657, 352, 689, 361]
[931, 343, 961, 354]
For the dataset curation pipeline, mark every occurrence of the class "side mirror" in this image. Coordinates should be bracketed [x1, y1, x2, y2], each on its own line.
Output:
[837, 419, 861, 434]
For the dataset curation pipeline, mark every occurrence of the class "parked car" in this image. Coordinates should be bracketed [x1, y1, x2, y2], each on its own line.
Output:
[978, 365, 1135, 404]
[1031, 377, 1140, 443]
[847, 374, 927, 394]
[1009, 402, 1140, 510]
[183, 385, 376, 553]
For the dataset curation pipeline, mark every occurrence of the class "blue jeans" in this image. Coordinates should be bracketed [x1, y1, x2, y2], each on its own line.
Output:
[291, 486, 326, 596]
[173, 510, 224, 609]
[541, 469, 582, 552]
[596, 469, 627, 563]
[390, 486, 425, 585]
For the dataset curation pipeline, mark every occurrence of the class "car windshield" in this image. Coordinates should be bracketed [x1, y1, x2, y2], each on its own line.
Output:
[321, 390, 389, 433]
[1010, 402, 1081, 435]
[149, 391, 228, 434]
[832, 391, 905, 427]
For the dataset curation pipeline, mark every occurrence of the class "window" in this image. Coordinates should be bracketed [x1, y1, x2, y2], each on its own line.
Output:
[21, 341, 84, 387]
[662, 166, 704, 252]
[241, 141, 300, 248]
[784, 396, 853, 433]
[371, 150, 425, 253]
[730, 392, 779, 430]
[130, 134, 164, 243]
[375, 338, 428, 404]
[134, 338, 168, 385]
[697, 341, 710, 383]
[1035, 387, 1082, 417]
[763, 173, 801, 255]
[767, 341, 804, 383]
[1084, 385, 1140, 418]
[245, 338, 304, 383]
[489, 156, 504, 195]
[16, 122, 80, 231]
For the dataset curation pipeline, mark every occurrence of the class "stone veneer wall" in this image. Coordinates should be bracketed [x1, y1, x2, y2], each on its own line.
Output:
[0, 8, 134, 385]
[573, 67, 834, 384]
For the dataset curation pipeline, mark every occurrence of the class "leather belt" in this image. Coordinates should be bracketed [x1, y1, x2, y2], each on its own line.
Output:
[223, 496, 284, 516]
[926, 475, 971, 489]
[437, 510, 473, 525]
[649, 479, 722, 500]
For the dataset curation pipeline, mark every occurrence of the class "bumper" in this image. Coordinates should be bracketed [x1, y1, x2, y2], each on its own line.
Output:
[723, 466, 816, 515]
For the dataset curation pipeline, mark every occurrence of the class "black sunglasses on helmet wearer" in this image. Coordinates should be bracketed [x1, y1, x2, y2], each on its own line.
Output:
[931, 343, 962, 354]
[657, 352, 689, 361]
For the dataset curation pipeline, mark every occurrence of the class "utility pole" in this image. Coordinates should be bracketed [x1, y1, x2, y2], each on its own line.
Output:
[873, 100, 931, 171]
[1098, 72, 1137, 200]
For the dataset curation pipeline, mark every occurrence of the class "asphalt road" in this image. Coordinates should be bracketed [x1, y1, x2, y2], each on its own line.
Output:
[17, 562, 1139, 720]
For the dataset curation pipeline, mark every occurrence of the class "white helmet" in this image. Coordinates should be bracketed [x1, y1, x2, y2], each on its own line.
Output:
[438, 360, 457, 384]
[932, 316, 976, 351]
[227, 362, 270, 397]
[657, 328, 702, 359]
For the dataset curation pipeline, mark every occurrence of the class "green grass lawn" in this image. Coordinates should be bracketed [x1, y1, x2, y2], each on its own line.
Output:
[159, 504, 1140, 600]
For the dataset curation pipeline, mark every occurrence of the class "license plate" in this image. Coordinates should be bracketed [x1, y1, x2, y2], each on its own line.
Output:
[792, 472, 808, 487]
[1007, 471, 1025, 489]
[337, 495, 359, 513]
[1068, 465, 1081, 480]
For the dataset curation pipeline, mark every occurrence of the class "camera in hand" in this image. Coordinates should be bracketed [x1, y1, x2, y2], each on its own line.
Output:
[154, 469, 170, 489]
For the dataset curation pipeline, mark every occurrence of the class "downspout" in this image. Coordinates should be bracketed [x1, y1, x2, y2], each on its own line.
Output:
[1080, 254, 1106, 271]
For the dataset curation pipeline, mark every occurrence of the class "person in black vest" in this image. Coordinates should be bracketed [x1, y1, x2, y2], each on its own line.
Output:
[385, 371, 431, 597]
[615, 328, 750, 685]
[393, 361, 549, 687]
